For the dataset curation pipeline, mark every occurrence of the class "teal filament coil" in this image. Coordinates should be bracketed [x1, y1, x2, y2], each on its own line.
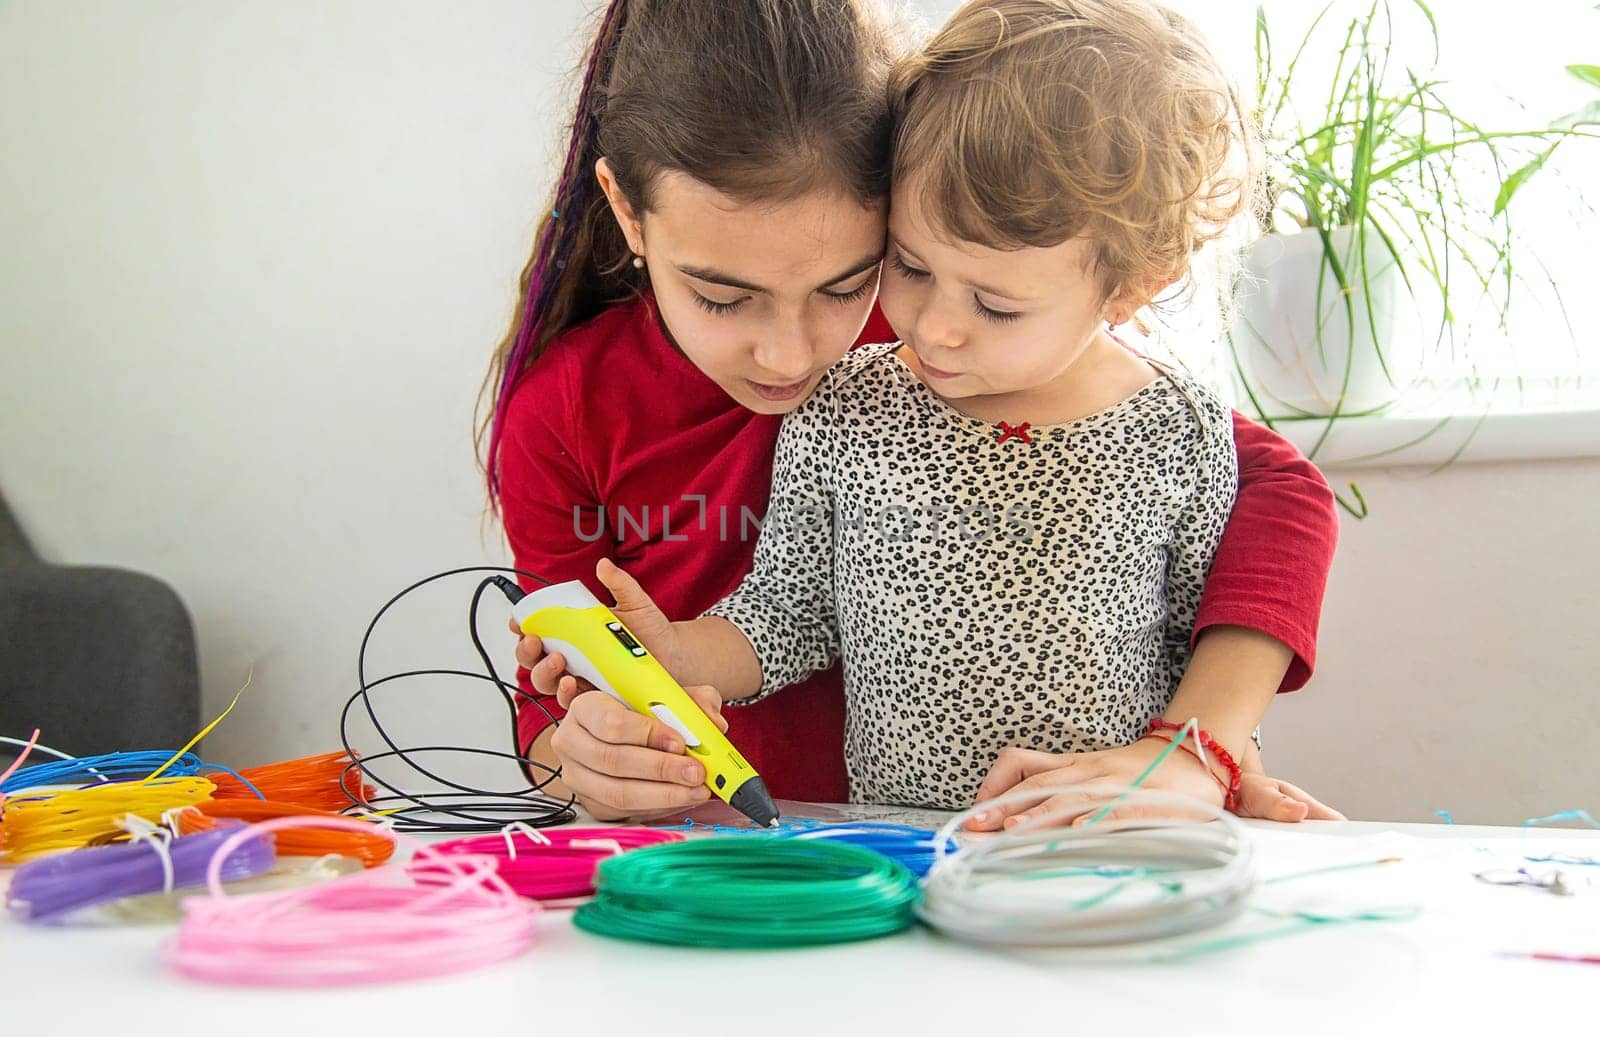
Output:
[573, 837, 921, 948]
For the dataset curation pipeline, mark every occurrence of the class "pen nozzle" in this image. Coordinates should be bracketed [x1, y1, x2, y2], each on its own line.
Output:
[729, 776, 779, 829]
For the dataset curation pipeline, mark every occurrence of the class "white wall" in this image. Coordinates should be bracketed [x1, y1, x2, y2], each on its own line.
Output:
[0, 0, 591, 784]
[2, 1, 1595, 822]
[1266, 459, 1600, 824]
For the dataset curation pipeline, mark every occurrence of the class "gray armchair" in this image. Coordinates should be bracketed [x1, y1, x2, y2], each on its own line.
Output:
[0, 491, 200, 760]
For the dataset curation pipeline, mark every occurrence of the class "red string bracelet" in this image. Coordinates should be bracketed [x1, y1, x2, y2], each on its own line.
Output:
[1141, 732, 1230, 807]
[1145, 718, 1242, 812]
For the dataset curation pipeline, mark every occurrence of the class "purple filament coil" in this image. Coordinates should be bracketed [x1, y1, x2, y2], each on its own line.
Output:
[6, 823, 278, 923]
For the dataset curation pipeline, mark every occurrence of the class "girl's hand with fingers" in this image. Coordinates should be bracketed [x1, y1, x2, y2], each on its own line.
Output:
[506, 557, 727, 821]
[967, 738, 1347, 831]
[965, 739, 1225, 833]
[1236, 773, 1346, 822]
[549, 682, 729, 821]
[511, 558, 686, 698]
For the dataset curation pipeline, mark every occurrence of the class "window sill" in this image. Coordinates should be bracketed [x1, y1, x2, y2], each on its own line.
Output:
[1268, 406, 1600, 469]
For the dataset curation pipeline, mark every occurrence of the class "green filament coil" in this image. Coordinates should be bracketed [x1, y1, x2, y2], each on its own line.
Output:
[573, 837, 921, 947]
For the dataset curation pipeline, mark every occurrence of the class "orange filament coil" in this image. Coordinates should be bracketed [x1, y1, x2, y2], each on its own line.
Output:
[209, 751, 374, 813]
[0, 776, 215, 864]
[177, 800, 395, 868]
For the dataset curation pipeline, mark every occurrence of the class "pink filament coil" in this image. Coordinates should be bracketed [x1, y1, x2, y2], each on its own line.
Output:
[165, 815, 538, 986]
[430, 825, 683, 902]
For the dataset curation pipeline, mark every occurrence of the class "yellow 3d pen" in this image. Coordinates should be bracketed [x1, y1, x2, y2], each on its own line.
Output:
[504, 579, 780, 828]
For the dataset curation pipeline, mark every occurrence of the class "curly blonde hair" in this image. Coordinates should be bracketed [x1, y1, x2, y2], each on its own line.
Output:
[889, 0, 1260, 309]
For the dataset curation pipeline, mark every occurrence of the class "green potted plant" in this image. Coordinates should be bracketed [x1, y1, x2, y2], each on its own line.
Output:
[1228, 0, 1595, 496]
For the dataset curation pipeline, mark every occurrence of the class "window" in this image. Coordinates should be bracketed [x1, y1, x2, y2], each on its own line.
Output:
[904, 0, 1600, 422]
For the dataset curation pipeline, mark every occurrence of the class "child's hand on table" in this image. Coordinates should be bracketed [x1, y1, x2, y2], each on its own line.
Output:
[1235, 773, 1345, 821]
[966, 738, 1225, 832]
[510, 559, 726, 821]
[967, 739, 1346, 831]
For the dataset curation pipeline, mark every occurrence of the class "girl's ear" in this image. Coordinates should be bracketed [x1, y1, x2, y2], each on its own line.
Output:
[1103, 275, 1173, 328]
[595, 158, 645, 256]
[1102, 285, 1141, 329]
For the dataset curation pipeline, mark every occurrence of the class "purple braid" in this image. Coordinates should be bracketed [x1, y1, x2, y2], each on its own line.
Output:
[486, 0, 630, 500]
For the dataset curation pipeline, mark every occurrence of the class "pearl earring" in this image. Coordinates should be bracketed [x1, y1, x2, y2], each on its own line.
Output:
[631, 255, 645, 269]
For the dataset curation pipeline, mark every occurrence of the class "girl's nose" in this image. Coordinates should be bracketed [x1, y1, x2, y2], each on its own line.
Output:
[752, 321, 817, 383]
[913, 294, 964, 353]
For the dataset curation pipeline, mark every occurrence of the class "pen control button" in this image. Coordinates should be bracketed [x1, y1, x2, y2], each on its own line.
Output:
[649, 704, 702, 748]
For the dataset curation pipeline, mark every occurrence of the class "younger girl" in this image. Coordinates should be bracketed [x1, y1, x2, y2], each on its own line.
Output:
[541, 0, 1306, 821]
[494, 0, 1339, 821]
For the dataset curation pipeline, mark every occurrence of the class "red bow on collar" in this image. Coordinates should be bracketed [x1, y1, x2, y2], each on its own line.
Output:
[996, 421, 1033, 445]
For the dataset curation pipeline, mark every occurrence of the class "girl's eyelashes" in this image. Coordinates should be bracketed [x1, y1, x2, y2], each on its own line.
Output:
[893, 251, 1021, 324]
[973, 297, 1022, 324]
[821, 270, 880, 305]
[888, 253, 930, 280]
[692, 272, 878, 316]
[691, 291, 749, 316]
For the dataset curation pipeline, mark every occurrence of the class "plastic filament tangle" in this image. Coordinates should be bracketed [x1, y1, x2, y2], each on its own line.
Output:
[574, 837, 921, 948]
[7, 823, 277, 923]
[207, 751, 373, 813]
[430, 825, 682, 902]
[165, 815, 539, 986]
[175, 800, 395, 868]
[776, 823, 951, 878]
[918, 786, 1257, 947]
[101, 856, 365, 925]
[0, 750, 258, 797]
[0, 777, 217, 864]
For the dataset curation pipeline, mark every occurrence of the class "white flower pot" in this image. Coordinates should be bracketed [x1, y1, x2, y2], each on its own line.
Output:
[1231, 224, 1425, 417]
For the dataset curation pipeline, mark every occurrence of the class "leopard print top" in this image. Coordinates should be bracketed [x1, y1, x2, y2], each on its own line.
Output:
[706, 342, 1238, 809]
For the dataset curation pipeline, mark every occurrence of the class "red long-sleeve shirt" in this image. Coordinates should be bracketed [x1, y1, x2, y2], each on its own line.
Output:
[498, 296, 1336, 802]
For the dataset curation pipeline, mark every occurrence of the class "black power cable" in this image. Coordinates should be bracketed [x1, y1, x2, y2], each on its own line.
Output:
[338, 566, 577, 831]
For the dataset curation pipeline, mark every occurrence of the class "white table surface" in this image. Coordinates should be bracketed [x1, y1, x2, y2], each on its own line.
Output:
[4, 809, 1597, 1037]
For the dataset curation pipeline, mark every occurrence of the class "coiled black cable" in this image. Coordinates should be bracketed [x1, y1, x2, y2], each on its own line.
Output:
[338, 566, 576, 831]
